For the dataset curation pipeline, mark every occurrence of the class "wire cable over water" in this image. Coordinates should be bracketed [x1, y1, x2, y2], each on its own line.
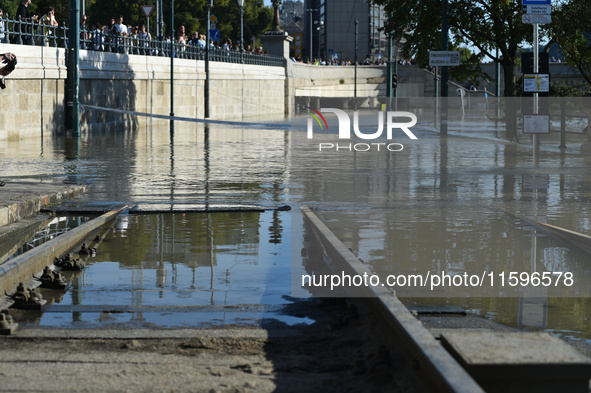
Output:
[80, 104, 291, 130]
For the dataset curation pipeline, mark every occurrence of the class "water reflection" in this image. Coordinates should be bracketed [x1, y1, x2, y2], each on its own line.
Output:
[0, 122, 291, 205]
[22, 211, 291, 329]
[290, 108, 591, 339]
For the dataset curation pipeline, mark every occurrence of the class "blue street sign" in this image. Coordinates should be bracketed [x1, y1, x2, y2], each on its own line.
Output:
[377, 53, 383, 60]
[210, 29, 220, 43]
[523, 0, 550, 5]
[328, 48, 333, 55]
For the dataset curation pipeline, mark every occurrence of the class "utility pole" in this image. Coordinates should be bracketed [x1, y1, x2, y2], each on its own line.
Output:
[354, 19, 358, 108]
[440, 0, 449, 136]
[205, 0, 212, 118]
[170, 0, 175, 132]
[66, 0, 80, 135]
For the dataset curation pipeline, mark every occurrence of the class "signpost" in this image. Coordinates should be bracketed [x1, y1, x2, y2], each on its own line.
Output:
[429, 50, 460, 66]
[523, 74, 550, 93]
[522, 14, 551, 24]
[141, 5, 154, 37]
[522, 5, 551, 14]
[522, 0, 551, 156]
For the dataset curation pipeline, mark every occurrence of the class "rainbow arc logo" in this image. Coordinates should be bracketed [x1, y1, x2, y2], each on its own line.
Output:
[306, 107, 328, 130]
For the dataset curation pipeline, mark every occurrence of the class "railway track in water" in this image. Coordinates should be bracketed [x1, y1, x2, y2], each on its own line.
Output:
[1, 204, 590, 392]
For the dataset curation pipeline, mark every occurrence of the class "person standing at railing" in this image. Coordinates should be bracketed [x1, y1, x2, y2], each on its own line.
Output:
[103, 18, 115, 52]
[90, 24, 103, 51]
[110, 15, 127, 53]
[138, 25, 151, 54]
[176, 25, 187, 57]
[16, 0, 38, 45]
[189, 31, 199, 47]
[40, 6, 58, 45]
[80, 14, 89, 44]
[0, 9, 9, 43]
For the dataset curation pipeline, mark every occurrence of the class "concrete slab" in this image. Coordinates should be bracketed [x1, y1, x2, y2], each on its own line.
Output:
[407, 305, 466, 315]
[0, 180, 88, 227]
[128, 203, 269, 213]
[441, 330, 591, 393]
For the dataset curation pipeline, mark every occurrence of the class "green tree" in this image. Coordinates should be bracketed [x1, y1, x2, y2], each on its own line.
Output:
[372, 0, 531, 97]
[24, 0, 273, 44]
[546, 0, 591, 88]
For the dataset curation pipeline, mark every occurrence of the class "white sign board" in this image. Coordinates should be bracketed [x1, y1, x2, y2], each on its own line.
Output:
[522, 14, 552, 24]
[523, 73, 550, 93]
[429, 51, 460, 66]
[523, 5, 551, 14]
[141, 5, 155, 18]
[523, 115, 550, 134]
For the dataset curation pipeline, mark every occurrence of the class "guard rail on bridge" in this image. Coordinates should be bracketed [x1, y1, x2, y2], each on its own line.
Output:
[0, 15, 284, 67]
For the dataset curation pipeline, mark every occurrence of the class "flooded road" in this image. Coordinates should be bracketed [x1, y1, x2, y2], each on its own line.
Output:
[2, 110, 591, 339]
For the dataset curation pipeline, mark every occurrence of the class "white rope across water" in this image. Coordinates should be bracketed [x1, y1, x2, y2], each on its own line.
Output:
[80, 104, 291, 130]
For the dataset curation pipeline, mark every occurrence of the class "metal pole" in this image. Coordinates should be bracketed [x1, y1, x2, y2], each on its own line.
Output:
[533, 23, 539, 157]
[387, 35, 392, 109]
[496, 46, 500, 119]
[354, 19, 358, 107]
[66, 0, 80, 135]
[309, 10, 313, 61]
[170, 0, 174, 119]
[440, 0, 449, 136]
[205, 1, 211, 118]
[240, 5, 244, 63]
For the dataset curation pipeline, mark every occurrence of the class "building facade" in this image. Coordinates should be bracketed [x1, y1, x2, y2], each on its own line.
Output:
[295, 0, 386, 63]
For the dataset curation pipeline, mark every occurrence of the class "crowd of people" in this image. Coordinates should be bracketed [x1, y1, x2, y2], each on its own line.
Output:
[4, 0, 270, 56]
[290, 56, 416, 67]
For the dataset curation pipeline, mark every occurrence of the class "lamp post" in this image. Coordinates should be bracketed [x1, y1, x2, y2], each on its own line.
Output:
[205, 0, 212, 118]
[237, 0, 244, 63]
[305, 8, 317, 61]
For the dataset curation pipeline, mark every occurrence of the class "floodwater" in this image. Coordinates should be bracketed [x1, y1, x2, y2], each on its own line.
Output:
[2, 108, 591, 339]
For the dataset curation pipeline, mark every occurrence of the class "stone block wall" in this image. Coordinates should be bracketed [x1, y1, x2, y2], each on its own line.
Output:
[0, 43, 286, 140]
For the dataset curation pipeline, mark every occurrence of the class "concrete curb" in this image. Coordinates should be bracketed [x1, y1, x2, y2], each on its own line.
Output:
[0, 181, 88, 227]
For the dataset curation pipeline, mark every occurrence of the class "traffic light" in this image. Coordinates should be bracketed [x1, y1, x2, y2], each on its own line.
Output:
[392, 74, 398, 90]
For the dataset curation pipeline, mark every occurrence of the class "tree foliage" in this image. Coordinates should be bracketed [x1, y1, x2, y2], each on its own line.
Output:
[546, 0, 591, 88]
[1, 0, 272, 44]
[371, 0, 532, 97]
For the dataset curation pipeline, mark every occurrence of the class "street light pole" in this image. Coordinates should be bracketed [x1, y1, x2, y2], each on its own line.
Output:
[205, 0, 212, 118]
[305, 8, 317, 61]
[237, 0, 244, 63]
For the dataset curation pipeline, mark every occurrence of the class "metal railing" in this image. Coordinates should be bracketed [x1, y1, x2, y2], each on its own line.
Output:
[0, 15, 285, 67]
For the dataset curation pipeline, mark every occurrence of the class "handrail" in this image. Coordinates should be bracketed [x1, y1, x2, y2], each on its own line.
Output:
[0, 14, 285, 67]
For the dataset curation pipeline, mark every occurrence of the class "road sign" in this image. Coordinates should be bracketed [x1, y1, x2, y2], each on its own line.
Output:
[141, 5, 154, 18]
[523, 74, 550, 93]
[523, 5, 551, 14]
[522, 14, 551, 24]
[429, 51, 460, 66]
[523, 115, 550, 134]
[523, 0, 550, 5]
[377, 53, 382, 60]
[210, 29, 219, 43]
[210, 15, 217, 23]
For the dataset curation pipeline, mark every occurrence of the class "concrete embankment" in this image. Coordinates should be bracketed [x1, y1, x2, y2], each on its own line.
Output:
[0, 181, 87, 227]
